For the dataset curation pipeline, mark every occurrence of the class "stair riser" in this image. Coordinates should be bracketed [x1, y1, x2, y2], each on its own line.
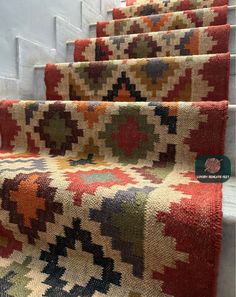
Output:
[0, 78, 19, 99]
[216, 218, 236, 297]
[225, 108, 236, 176]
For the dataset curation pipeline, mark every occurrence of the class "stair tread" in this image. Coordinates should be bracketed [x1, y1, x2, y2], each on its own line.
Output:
[1, 0, 236, 295]
[0, 99, 231, 296]
[44, 53, 230, 102]
[113, 0, 227, 19]
[71, 25, 230, 62]
[97, 6, 228, 37]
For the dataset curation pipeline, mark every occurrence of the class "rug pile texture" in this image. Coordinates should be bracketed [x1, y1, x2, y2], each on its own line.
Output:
[96, 6, 228, 37]
[0, 0, 230, 296]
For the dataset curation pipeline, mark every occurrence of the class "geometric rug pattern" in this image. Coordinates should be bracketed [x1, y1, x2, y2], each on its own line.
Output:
[127, 0, 227, 4]
[74, 25, 230, 62]
[116, 0, 227, 19]
[0, 99, 228, 296]
[0, 0, 230, 294]
[97, 6, 228, 37]
[45, 53, 230, 101]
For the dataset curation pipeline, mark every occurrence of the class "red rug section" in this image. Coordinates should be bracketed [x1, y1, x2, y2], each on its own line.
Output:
[154, 100, 227, 297]
[126, 0, 228, 6]
[154, 173, 223, 297]
[96, 6, 228, 37]
[114, 0, 228, 19]
[44, 64, 64, 101]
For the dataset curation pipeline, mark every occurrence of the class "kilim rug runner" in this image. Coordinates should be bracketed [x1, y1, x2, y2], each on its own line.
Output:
[74, 25, 230, 62]
[96, 6, 228, 37]
[0, 100, 227, 296]
[0, 0, 231, 295]
[114, 0, 227, 19]
[45, 53, 230, 102]
[126, 0, 227, 7]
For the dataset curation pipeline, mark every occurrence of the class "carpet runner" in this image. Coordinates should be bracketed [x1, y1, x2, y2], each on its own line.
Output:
[125, 0, 227, 7]
[0, 0, 231, 296]
[114, 0, 227, 19]
[74, 25, 230, 61]
[96, 6, 228, 37]
[45, 53, 230, 101]
[0, 100, 227, 296]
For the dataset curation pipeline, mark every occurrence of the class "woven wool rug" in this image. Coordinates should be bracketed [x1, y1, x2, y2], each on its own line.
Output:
[0, 0, 231, 295]
[45, 53, 230, 101]
[96, 6, 228, 37]
[114, 0, 227, 19]
[125, 0, 227, 8]
[0, 100, 227, 296]
[74, 25, 230, 62]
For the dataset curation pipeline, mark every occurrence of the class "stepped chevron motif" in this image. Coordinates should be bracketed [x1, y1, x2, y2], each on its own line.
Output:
[96, 6, 228, 37]
[0, 100, 228, 296]
[126, 0, 227, 6]
[45, 53, 230, 101]
[119, 0, 227, 18]
[0, 0, 231, 296]
[74, 25, 230, 61]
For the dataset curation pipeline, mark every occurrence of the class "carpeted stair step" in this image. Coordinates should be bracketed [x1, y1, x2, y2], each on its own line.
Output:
[72, 25, 230, 62]
[0, 99, 230, 296]
[125, 0, 228, 7]
[45, 53, 230, 102]
[113, 0, 227, 19]
[0, 0, 235, 295]
[96, 6, 228, 37]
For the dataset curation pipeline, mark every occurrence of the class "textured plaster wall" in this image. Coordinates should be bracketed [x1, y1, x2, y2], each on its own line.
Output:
[0, 0, 119, 79]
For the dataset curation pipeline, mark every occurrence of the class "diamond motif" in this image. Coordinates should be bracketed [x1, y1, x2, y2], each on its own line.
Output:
[34, 102, 83, 155]
[126, 34, 161, 58]
[74, 61, 117, 92]
[99, 106, 159, 164]
[0, 173, 63, 244]
[65, 168, 136, 206]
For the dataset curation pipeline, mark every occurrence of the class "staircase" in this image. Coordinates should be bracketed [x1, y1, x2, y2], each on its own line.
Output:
[0, 0, 235, 296]
[33, 1, 236, 295]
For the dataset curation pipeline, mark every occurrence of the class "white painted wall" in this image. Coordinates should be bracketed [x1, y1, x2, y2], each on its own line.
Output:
[0, 0, 121, 98]
[0, 0, 80, 78]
